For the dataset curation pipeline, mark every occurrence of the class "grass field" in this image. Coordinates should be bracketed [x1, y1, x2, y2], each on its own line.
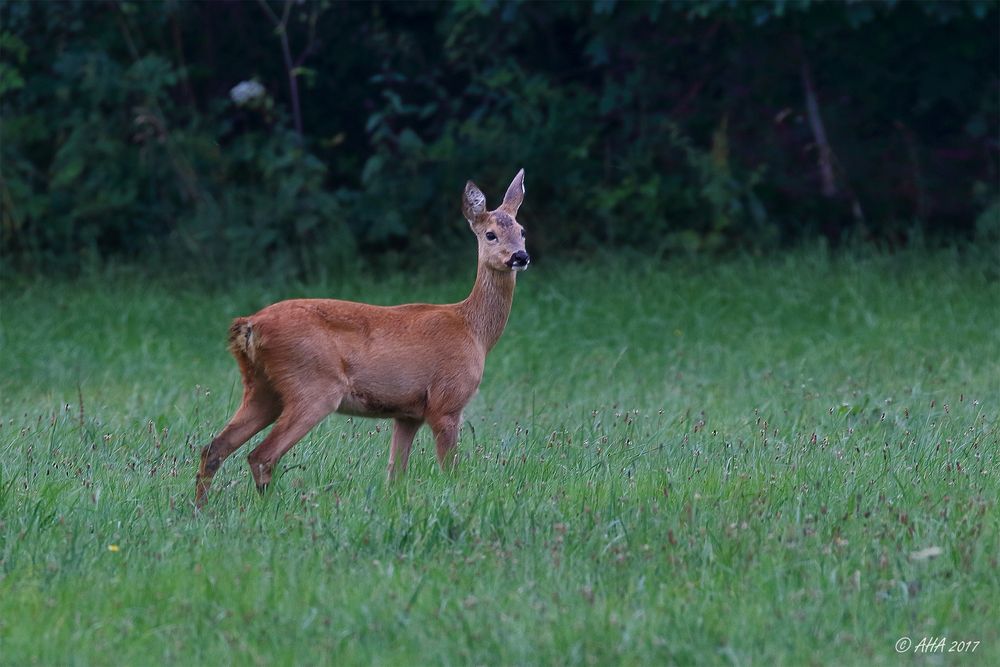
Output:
[1, 247, 998, 665]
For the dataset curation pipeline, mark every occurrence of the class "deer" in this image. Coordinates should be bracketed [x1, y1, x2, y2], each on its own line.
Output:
[194, 169, 530, 507]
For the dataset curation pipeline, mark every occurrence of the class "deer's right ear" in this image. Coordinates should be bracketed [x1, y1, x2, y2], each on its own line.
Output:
[499, 168, 525, 216]
[463, 181, 487, 225]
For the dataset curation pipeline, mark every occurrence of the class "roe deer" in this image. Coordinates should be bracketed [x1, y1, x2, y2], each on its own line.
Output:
[195, 170, 530, 506]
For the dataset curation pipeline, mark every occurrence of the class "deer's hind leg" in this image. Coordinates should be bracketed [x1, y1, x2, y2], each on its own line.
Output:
[196, 375, 281, 507]
[247, 389, 343, 493]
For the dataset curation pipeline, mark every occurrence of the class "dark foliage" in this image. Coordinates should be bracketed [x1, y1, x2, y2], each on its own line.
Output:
[2, 0, 997, 273]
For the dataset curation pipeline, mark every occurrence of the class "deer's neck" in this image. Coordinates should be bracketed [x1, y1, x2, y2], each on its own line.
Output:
[459, 264, 517, 351]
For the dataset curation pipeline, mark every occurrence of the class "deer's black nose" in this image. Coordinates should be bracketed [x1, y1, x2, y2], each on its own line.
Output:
[508, 250, 530, 269]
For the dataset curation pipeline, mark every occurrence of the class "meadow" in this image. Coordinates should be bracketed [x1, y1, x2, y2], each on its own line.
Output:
[1, 247, 998, 665]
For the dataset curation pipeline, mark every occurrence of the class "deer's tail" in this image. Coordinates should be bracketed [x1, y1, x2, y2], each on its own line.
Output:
[228, 317, 258, 374]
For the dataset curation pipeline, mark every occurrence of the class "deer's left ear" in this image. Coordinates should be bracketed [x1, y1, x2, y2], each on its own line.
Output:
[463, 181, 487, 225]
[499, 168, 525, 216]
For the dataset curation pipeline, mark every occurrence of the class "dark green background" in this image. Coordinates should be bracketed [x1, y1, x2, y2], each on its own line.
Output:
[2, 0, 997, 274]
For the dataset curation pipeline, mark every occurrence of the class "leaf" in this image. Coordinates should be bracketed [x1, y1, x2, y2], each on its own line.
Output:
[361, 155, 384, 185]
[51, 157, 85, 189]
[398, 128, 424, 152]
[291, 66, 317, 88]
[0, 63, 25, 96]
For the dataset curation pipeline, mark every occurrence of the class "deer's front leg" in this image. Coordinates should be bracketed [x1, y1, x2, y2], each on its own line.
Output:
[387, 418, 422, 481]
[428, 412, 462, 472]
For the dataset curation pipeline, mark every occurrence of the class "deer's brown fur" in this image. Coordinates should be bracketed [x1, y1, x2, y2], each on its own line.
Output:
[195, 170, 530, 506]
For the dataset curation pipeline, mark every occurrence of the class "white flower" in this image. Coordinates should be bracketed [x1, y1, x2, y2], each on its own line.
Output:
[230, 80, 266, 106]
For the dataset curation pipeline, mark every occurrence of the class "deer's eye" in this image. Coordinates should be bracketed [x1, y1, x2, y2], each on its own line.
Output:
[521, 229, 526, 238]
[485, 231, 497, 241]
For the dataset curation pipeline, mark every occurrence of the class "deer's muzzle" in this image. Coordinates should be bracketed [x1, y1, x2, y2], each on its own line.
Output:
[507, 250, 530, 270]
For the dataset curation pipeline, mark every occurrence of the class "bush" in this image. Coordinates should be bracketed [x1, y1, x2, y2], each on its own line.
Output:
[1, 1, 996, 275]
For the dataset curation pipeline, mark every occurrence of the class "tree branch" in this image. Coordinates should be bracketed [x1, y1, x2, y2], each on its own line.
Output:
[798, 39, 865, 226]
[294, 4, 320, 68]
[800, 57, 837, 198]
[258, 0, 304, 139]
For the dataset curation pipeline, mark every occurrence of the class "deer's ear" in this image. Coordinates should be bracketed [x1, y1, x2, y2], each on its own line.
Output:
[463, 181, 487, 224]
[499, 168, 525, 216]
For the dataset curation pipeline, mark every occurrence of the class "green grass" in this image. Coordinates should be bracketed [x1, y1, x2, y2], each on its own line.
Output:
[1, 247, 998, 665]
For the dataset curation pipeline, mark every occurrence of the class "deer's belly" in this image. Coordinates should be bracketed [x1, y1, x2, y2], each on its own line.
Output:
[336, 388, 426, 420]
[334, 346, 484, 420]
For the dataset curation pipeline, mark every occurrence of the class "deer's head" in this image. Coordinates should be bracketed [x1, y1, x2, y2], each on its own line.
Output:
[463, 169, 530, 273]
